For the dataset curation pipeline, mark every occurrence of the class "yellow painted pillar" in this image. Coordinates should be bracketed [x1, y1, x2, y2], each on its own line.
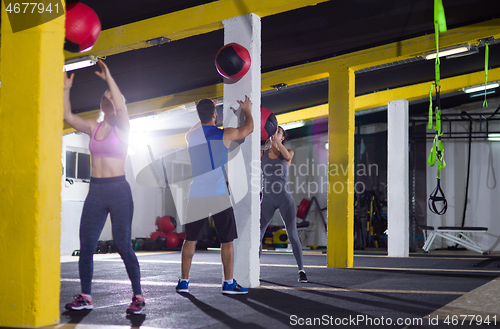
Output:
[327, 66, 355, 268]
[0, 3, 65, 327]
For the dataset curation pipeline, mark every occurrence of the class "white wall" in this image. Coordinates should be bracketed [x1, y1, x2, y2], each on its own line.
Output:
[60, 201, 85, 255]
[61, 132, 90, 255]
[285, 134, 329, 248]
[60, 132, 170, 255]
[426, 110, 500, 252]
[126, 156, 164, 238]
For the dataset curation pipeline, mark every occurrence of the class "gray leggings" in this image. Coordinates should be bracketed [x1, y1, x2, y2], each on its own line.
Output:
[260, 191, 304, 270]
[79, 176, 141, 295]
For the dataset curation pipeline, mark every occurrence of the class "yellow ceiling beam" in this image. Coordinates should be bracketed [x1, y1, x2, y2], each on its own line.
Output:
[63, 84, 224, 133]
[65, 0, 329, 60]
[274, 67, 500, 125]
[124, 83, 224, 115]
[355, 67, 500, 111]
[260, 18, 500, 89]
[276, 104, 328, 124]
[262, 73, 329, 92]
[347, 21, 500, 71]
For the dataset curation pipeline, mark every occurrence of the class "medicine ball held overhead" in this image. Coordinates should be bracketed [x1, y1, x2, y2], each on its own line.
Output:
[215, 43, 251, 82]
[64, 3, 101, 53]
[261, 107, 278, 140]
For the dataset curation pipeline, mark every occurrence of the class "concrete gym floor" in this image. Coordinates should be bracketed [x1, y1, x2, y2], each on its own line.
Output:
[42, 249, 500, 328]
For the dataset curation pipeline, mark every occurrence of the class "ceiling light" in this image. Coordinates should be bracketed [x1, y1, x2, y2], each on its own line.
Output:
[463, 82, 500, 94]
[469, 90, 497, 98]
[488, 133, 500, 141]
[445, 46, 479, 59]
[63, 55, 98, 72]
[130, 113, 159, 131]
[271, 83, 288, 91]
[281, 120, 305, 130]
[146, 37, 171, 46]
[424, 44, 470, 60]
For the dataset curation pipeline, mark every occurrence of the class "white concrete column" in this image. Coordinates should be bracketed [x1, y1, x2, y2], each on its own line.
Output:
[222, 14, 261, 287]
[387, 99, 409, 257]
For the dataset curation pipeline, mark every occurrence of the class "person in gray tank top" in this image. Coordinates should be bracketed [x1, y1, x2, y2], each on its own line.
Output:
[260, 126, 307, 283]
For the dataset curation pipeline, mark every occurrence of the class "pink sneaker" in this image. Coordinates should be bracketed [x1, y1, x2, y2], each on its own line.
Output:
[126, 295, 145, 315]
[65, 294, 93, 311]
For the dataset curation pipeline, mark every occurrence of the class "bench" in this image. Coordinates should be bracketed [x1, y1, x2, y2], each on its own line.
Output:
[419, 226, 489, 255]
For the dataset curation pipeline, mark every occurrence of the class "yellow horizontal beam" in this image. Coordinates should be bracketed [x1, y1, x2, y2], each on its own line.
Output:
[260, 18, 500, 89]
[347, 21, 500, 71]
[63, 84, 224, 133]
[262, 73, 329, 92]
[65, 0, 329, 60]
[125, 83, 224, 115]
[276, 104, 328, 125]
[355, 67, 500, 111]
[272, 67, 500, 125]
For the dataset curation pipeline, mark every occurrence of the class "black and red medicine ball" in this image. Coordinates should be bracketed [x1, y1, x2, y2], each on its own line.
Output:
[261, 107, 278, 140]
[65, 3, 101, 53]
[215, 43, 251, 82]
[158, 216, 175, 233]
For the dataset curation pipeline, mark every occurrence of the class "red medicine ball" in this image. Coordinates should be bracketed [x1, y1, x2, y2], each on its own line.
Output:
[215, 43, 251, 82]
[158, 216, 175, 233]
[165, 232, 179, 248]
[65, 3, 101, 53]
[261, 107, 278, 140]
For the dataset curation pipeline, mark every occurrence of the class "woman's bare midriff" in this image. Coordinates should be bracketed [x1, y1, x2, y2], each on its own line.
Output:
[91, 157, 126, 178]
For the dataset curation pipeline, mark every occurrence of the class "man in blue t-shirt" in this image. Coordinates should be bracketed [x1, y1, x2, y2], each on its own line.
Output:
[176, 96, 253, 295]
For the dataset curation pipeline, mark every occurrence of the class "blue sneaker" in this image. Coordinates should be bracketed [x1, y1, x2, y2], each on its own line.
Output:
[222, 279, 248, 295]
[176, 279, 189, 293]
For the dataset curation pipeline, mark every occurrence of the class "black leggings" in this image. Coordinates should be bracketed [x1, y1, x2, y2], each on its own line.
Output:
[78, 176, 141, 295]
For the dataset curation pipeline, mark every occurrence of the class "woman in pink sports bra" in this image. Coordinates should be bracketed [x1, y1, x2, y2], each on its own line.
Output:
[63, 59, 145, 315]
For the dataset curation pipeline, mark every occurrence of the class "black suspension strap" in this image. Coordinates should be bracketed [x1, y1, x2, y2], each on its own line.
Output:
[460, 112, 473, 226]
[428, 86, 447, 215]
